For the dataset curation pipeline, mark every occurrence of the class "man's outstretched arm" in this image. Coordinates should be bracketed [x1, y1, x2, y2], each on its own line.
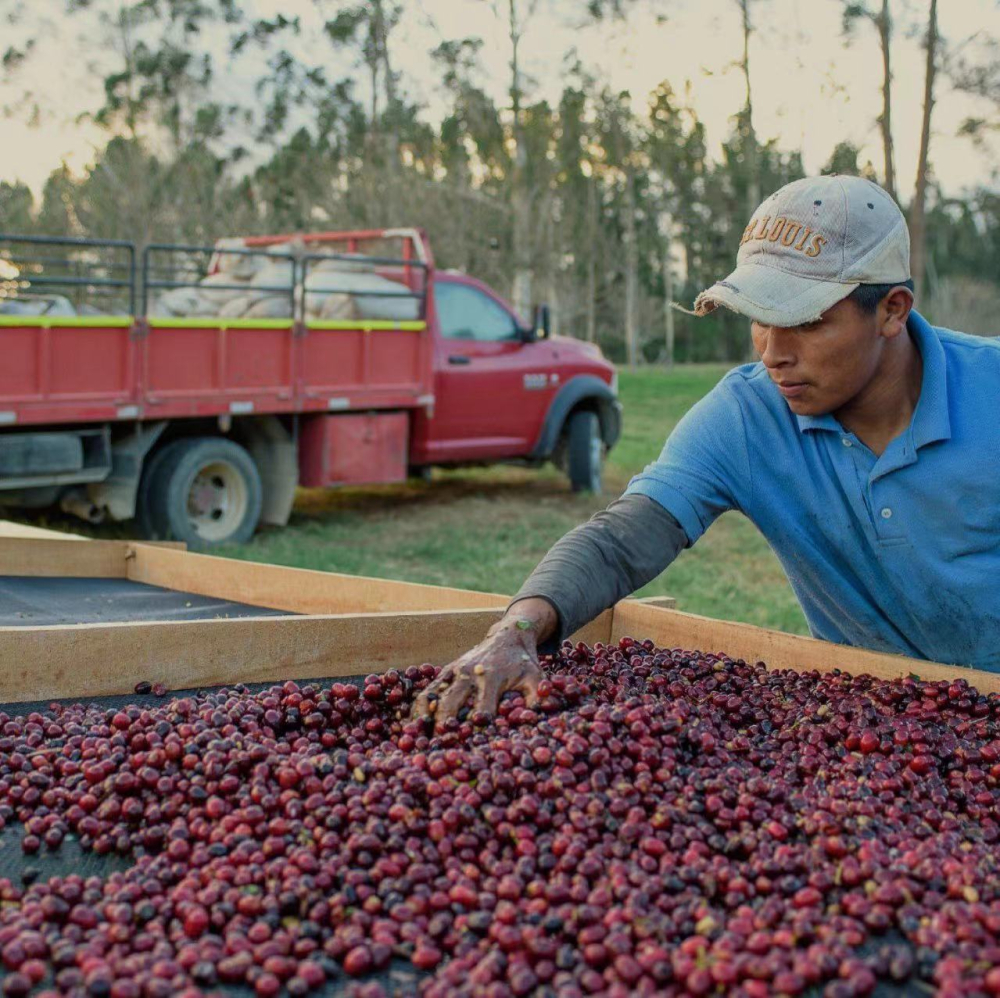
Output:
[412, 494, 687, 725]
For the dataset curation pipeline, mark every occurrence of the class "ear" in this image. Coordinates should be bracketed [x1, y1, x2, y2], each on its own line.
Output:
[878, 286, 914, 340]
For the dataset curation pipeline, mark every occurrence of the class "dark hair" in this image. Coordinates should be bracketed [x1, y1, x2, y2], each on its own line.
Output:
[846, 279, 915, 315]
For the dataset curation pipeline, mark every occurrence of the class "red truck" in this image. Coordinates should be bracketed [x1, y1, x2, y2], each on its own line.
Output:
[0, 228, 620, 546]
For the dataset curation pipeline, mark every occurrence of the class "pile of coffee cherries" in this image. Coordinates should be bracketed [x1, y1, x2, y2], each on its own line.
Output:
[1, 638, 999, 998]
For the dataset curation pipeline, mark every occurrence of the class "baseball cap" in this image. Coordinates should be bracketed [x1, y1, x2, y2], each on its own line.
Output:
[694, 175, 911, 328]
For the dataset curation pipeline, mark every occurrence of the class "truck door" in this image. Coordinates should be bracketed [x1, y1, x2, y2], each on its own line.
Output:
[425, 277, 554, 462]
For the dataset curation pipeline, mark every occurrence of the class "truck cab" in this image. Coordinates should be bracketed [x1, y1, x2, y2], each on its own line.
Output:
[0, 229, 621, 546]
[414, 271, 620, 491]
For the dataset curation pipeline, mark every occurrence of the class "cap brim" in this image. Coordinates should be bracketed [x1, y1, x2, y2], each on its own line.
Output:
[694, 263, 858, 327]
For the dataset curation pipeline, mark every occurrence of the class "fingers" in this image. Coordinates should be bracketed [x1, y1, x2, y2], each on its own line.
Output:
[412, 664, 458, 719]
[436, 673, 474, 724]
[411, 653, 477, 721]
[411, 687, 434, 720]
[475, 659, 540, 717]
[475, 669, 503, 717]
[411, 653, 543, 728]
[519, 663, 541, 709]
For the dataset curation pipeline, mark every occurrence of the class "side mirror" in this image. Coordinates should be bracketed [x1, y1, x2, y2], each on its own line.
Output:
[532, 304, 551, 340]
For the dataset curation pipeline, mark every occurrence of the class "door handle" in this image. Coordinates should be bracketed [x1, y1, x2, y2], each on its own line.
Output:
[447, 355, 471, 365]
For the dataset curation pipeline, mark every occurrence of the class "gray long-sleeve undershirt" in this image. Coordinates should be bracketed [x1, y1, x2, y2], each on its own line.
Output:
[510, 493, 688, 648]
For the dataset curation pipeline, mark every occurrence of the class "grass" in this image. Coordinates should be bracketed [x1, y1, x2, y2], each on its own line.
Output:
[12, 364, 808, 634]
[225, 363, 807, 633]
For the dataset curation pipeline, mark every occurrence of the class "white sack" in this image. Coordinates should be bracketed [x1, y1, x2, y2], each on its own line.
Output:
[242, 296, 293, 319]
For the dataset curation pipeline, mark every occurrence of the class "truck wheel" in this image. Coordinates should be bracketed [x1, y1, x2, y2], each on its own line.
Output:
[135, 444, 174, 540]
[566, 410, 603, 494]
[141, 437, 262, 547]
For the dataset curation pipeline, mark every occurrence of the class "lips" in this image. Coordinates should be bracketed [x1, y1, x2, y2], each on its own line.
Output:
[775, 381, 809, 399]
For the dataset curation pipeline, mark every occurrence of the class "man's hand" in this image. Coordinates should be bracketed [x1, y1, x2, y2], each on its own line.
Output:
[411, 598, 558, 729]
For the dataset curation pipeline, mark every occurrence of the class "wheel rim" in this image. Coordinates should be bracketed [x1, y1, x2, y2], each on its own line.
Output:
[185, 460, 248, 542]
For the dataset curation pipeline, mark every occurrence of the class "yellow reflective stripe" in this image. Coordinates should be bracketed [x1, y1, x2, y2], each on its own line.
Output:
[0, 316, 427, 331]
[147, 317, 292, 329]
[0, 316, 133, 328]
[305, 320, 426, 331]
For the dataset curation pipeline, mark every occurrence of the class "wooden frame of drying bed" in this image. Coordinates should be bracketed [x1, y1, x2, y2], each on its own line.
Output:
[0, 534, 992, 704]
[0, 534, 672, 702]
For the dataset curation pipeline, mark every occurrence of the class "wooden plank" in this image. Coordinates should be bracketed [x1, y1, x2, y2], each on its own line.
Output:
[610, 603, 1000, 694]
[0, 599, 613, 703]
[0, 538, 132, 578]
[0, 610, 504, 702]
[573, 609, 613, 648]
[634, 595, 677, 609]
[126, 545, 510, 614]
[0, 521, 87, 541]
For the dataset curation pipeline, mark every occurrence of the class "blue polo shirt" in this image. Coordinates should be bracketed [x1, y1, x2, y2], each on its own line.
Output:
[625, 311, 1000, 671]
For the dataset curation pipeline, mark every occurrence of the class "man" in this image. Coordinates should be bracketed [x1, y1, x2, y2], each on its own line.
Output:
[414, 174, 1000, 725]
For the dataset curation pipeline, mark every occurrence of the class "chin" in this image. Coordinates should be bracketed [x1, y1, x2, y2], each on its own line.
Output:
[784, 395, 831, 417]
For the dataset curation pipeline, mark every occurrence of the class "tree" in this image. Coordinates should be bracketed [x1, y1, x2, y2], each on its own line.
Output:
[735, 0, 761, 217]
[593, 88, 645, 368]
[320, 2, 404, 171]
[841, 1, 896, 199]
[821, 140, 878, 179]
[949, 32, 1000, 152]
[645, 82, 709, 365]
[501, 0, 539, 323]
[909, 0, 939, 299]
[482, 0, 646, 321]
[0, 182, 35, 232]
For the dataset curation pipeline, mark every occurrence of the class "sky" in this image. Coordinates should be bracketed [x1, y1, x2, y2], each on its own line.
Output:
[2, 0, 999, 201]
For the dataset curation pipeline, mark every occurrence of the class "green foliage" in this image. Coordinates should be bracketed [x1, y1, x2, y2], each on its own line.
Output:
[821, 141, 878, 180]
[0, 182, 34, 231]
[3, 0, 998, 357]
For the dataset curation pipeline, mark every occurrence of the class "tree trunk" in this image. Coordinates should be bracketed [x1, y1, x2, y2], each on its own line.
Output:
[586, 173, 597, 343]
[543, 189, 560, 337]
[371, 0, 399, 225]
[624, 166, 639, 370]
[662, 232, 675, 368]
[511, 184, 533, 321]
[739, 0, 760, 218]
[374, 0, 400, 171]
[877, 0, 897, 200]
[910, 0, 938, 299]
[508, 0, 533, 322]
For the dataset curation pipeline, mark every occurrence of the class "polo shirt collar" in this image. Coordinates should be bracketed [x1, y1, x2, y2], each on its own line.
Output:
[795, 411, 840, 433]
[794, 309, 951, 450]
[907, 310, 951, 449]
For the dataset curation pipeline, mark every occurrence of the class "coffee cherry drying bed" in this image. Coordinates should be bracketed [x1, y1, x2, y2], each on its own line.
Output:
[1, 638, 999, 998]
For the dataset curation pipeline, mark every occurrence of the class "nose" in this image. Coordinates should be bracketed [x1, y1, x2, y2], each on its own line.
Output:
[753, 325, 796, 370]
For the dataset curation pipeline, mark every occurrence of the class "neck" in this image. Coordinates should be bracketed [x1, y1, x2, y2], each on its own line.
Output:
[834, 329, 923, 456]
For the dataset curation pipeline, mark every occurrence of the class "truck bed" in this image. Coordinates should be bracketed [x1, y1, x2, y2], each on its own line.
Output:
[0, 314, 431, 425]
[0, 230, 435, 427]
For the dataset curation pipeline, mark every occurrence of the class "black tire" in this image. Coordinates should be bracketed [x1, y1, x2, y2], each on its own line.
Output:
[566, 409, 603, 494]
[138, 437, 262, 547]
[134, 443, 174, 540]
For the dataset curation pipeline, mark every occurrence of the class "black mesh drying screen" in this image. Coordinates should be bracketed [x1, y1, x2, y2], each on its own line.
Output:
[0, 675, 430, 997]
[0, 575, 290, 627]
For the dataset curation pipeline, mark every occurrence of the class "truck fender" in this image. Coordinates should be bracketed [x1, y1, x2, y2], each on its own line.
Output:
[87, 422, 169, 521]
[529, 375, 622, 460]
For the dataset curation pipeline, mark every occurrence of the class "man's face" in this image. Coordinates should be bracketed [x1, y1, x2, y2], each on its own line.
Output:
[750, 297, 882, 416]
